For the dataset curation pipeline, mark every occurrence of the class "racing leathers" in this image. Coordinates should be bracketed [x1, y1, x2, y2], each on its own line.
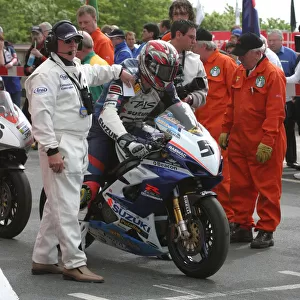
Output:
[83, 58, 181, 199]
[25, 53, 123, 269]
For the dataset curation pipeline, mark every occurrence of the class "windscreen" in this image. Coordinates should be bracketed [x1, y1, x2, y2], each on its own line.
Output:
[0, 91, 19, 123]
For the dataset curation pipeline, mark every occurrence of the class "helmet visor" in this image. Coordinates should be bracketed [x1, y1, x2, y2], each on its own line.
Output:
[155, 64, 178, 82]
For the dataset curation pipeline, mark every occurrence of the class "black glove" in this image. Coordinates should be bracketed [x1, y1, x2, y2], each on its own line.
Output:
[117, 133, 149, 158]
[175, 77, 206, 100]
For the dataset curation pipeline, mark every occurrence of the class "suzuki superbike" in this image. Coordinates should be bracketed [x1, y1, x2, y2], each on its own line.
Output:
[40, 102, 229, 278]
[0, 77, 33, 238]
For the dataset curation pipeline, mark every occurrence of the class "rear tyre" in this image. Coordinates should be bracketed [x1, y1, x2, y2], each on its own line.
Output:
[168, 196, 229, 278]
[39, 188, 95, 249]
[0, 171, 32, 238]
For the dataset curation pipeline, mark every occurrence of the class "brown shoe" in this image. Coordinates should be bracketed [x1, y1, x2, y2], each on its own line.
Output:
[63, 266, 104, 283]
[32, 262, 63, 275]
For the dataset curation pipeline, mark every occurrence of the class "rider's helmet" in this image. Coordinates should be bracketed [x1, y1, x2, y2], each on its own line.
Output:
[139, 40, 179, 92]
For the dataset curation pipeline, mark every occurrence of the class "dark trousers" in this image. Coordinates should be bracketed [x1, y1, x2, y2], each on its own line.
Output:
[285, 101, 297, 163]
[10, 91, 21, 108]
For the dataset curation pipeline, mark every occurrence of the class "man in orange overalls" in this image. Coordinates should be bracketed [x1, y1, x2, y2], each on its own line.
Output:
[219, 33, 286, 249]
[193, 28, 237, 224]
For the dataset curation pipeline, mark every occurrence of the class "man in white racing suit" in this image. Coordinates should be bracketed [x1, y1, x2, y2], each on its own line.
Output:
[25, 20, 134, 283]
[170, 20, 208, 108]
[80, 40, 186, 208]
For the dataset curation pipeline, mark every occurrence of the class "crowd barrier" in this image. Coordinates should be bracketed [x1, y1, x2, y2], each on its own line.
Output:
[0, 66, 300, 97]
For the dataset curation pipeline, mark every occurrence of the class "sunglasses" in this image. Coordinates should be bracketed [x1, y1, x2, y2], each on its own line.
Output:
[63, 37, 82, 44]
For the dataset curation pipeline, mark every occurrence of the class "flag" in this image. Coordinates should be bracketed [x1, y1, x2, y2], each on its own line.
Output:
[86, 0, 99, 22]
[235, 0, 240, 26]
[195, 0, 205, 26]
[242, 0, 260, 36]
[290, 0, 296, 32]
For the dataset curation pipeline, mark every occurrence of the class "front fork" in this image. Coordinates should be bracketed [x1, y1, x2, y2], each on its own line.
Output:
[172, 187, 191, 241]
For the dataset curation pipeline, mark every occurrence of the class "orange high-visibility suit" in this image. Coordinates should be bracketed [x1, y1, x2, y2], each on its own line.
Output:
[195, 50, 237, 222]
[222, 57, 286, 232]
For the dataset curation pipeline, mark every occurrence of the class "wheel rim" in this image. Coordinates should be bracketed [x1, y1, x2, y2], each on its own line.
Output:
[0, 177, 15, 224]
[170, 207, 215, 265]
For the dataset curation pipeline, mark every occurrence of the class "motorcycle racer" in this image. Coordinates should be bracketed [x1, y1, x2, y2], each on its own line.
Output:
[81, 40, 181, 206]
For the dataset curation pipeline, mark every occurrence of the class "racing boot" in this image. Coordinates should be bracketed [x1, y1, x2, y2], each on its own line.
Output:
[230, 223, 253, 243]
[250, 230, 274, 249]
[63, 265, 104, 283]
[80, 184, 91, 210]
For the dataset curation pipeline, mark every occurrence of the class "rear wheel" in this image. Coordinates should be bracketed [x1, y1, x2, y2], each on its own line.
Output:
[167, 196, 229, 278]
[39, 188, 95, 249]
[0, 171, 32, 238]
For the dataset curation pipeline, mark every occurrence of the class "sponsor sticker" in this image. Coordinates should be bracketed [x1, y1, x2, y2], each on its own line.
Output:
[60, 74, 68, 80]
[33, 87, 48, 94]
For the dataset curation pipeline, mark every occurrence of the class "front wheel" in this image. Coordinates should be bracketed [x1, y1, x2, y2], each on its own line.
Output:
[167, 196, 229, 278]
[0, 171, 32, 238]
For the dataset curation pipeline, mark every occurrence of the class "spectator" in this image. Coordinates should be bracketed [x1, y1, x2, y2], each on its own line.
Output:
[25, 20, 133, 283]
[76, 31, 108, 103]
[225, 41, 240, 64]
[220, 26, 242, 52]
[285, 54, 300, 180]
[23, 23, 51, 149]
[219, 33, 286, 248]
[229, 28, 242, 44]
[125, 31, 138, 57]
[77, 5, 114, 65]
[260, 34, 282, 69]
[106, 29, 132, 64]
[161, 0, 195, 42]
[268, 29, 300, 170]
[193, 28, 237, 224]
[101, 25, 113, 35]
[169, 20, 207, 110]
[135, 23, 159, 58]
[159, 19, 171, 38]
[0, 28, 22, 108]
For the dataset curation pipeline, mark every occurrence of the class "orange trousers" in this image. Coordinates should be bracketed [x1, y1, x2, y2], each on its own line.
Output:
[228, 130, 286, 232]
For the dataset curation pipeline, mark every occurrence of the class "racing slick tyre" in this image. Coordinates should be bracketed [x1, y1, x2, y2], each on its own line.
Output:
[167, 196, 229, 278]
[0, 171, 32, 238]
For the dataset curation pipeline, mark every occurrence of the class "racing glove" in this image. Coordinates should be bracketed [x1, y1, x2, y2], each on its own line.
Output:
[219, 133, 229, 150]
[117, 133, 149, 158]
[256, 142, 273, 163]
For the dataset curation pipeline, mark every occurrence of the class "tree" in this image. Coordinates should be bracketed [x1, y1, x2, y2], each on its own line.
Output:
[0, 0, 82, 43]
[200, 4, 290, 32]
[200, 5, 237, 31]
[98, 0, 171, 40]
[260, 18, 290, 31]
[0, 0, 172, 43]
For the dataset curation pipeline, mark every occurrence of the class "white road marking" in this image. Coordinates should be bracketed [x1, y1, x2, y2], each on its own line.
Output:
[68, 293, 110, 300]
[279, 270, 300, 277]
[281, 178, 300, 183]
[0, 268, 19, 300]
[148, 282, 300, 300]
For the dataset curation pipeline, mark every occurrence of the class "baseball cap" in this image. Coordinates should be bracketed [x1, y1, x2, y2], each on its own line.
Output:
[31, 26, 43, 34]
[196, 28, 213, 41]
[55, 22, 83, 41]
[106, 29, 125, 38]
[231, 32, 263, 56]
[231, 28, 242, 37]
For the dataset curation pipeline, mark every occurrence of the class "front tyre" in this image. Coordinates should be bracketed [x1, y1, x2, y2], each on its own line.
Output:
[167, 196, 229, 278]
[0, 171, 32, 238]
